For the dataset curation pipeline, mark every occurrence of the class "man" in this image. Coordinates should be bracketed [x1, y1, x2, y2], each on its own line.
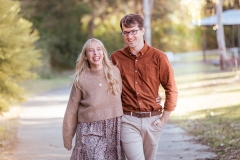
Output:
[111, 14, 178, 160]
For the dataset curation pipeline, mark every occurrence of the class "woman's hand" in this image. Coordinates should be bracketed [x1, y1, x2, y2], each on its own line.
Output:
[156, 94, 162, 105]
[65, 146, 72, 151]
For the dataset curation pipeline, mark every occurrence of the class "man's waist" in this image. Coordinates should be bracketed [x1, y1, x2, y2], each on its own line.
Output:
[122, 103, 163, 112]
[123, 111, 162, 118]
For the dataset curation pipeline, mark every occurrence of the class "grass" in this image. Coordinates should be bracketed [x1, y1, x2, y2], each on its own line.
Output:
[0, 119, 18, 157]
[170, 105, 240, 160]
[169, 58, 240, 160]
[177, 71, 240, 97]
[20, 70, 73, 96]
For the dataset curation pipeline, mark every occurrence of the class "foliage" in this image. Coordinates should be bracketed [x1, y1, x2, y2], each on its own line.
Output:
[20, 0, 90, 69]
[79, 0, 126, 54]
[152, 0, 201, 53]
[0, 0, 41, 112]
[18, 0, 240, 71]
[19, 0, 203, 70]
[0, 119, 18, 156]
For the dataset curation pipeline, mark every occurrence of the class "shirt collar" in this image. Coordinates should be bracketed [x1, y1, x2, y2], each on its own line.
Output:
[139, 41, 148, 56]
[125, 40, 148, 56]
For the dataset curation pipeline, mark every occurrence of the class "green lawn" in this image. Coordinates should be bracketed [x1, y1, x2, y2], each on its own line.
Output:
[170, 105, 240, 160]
[20, 71, 73, 96]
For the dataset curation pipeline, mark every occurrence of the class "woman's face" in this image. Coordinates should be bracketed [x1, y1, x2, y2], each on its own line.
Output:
[85, 41, 104, 70]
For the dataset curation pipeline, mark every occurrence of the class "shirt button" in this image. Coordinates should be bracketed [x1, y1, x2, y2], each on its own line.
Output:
[139, 102, 141, 105]
[137, 92, 139, 94]
[135, 60, 138, 62]
[135, 70, 137, 72]
[135, 82, 138, 84]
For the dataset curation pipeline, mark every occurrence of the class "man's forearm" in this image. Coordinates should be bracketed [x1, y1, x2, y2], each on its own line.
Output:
[160, 110, 171, 126]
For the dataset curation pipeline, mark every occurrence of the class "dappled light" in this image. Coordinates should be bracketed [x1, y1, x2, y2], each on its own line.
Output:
[170, 56, 240, 115]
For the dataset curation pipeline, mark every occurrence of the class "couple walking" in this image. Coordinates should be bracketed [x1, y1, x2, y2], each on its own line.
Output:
[62, 14, 178, 160]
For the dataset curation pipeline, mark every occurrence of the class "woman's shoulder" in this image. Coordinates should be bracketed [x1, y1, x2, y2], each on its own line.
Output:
[111, 65, 121, 82]
[75, 69, 90, 84]
[112, 64, 120, 74]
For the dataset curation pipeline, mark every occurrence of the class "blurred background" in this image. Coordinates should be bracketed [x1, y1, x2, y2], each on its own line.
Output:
[0, 0, 240, 159]
[1, 0, 240, 110]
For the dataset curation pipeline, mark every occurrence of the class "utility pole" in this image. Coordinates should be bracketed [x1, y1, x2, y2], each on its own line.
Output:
[143, 0, 154, 46]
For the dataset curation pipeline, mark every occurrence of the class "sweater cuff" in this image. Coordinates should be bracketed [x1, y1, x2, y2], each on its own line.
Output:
[63, 136, 73, 150]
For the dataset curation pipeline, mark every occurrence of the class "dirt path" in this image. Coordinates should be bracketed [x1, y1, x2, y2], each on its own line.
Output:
[9, 86, 217, 160]
[10, 86, 71, 160]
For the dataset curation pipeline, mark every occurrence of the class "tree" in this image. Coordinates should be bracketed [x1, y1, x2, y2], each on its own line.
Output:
[19, 0, 211, 70]
[81, 0, 128, 54]
[20, 0, 90, 70]
[215, 0, 228, 70]
[149, 0, 201, 53]
[0, 0, 41, 112]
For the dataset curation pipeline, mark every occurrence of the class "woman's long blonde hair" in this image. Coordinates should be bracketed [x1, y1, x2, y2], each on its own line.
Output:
[73, 38, 120, 95]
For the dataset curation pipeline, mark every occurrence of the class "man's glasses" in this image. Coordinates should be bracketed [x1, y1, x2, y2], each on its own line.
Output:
[121, 29, 140, 36]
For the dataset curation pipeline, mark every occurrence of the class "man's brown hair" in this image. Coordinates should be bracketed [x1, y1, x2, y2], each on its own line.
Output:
[120, 14, 144, 31]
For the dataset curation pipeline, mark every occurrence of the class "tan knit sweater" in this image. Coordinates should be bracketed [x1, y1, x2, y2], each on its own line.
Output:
[62, 65, 123, 149]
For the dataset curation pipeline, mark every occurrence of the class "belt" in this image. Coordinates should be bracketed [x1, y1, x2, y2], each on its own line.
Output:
[124, 111, 162, 118]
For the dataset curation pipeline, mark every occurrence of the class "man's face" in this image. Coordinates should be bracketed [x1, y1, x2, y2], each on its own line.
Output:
[121, 24, 145, 49]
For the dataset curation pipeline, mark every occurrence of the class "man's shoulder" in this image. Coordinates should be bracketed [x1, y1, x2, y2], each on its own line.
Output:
[146, 46, 169, 63]
[149, 46, 165, 55]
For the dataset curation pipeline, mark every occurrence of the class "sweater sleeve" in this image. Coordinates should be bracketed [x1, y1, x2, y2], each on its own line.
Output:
[110, 52, 117, 66]
[113, 65, 122, 92]
[62, 84, 81, 150]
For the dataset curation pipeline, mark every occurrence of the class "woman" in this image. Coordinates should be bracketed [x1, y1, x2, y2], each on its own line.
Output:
[62, 38, 125, 160]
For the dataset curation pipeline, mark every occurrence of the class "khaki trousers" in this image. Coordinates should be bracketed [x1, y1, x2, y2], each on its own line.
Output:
[121, 114, 163, 160]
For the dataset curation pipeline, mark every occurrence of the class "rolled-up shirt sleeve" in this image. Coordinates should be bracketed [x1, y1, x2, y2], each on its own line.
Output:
[159, 54, 178, 111]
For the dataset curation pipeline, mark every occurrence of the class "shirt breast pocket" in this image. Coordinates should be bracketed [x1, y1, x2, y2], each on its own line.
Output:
[145, 66, 158, 79]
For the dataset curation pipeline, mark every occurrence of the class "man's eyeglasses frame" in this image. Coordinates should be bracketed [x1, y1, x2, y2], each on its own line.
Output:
[121, 29, 141, 36]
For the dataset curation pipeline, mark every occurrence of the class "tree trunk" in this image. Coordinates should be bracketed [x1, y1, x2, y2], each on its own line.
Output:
[143, 0, 153, 46]
[202, 26, 207, 61]
[215, 0, 228, 70]
[238, 25, 240, 55]
[87, 16, 95, 39]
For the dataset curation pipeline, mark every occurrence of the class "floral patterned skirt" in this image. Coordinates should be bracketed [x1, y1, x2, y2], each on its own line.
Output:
[70, 117, 125, 160]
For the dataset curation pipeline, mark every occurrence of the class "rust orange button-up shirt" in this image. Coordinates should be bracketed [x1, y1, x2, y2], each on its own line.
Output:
[111, 42, 178, 112]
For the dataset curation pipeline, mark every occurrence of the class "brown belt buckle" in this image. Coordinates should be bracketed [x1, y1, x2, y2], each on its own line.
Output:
[136, 112, 151, 118]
